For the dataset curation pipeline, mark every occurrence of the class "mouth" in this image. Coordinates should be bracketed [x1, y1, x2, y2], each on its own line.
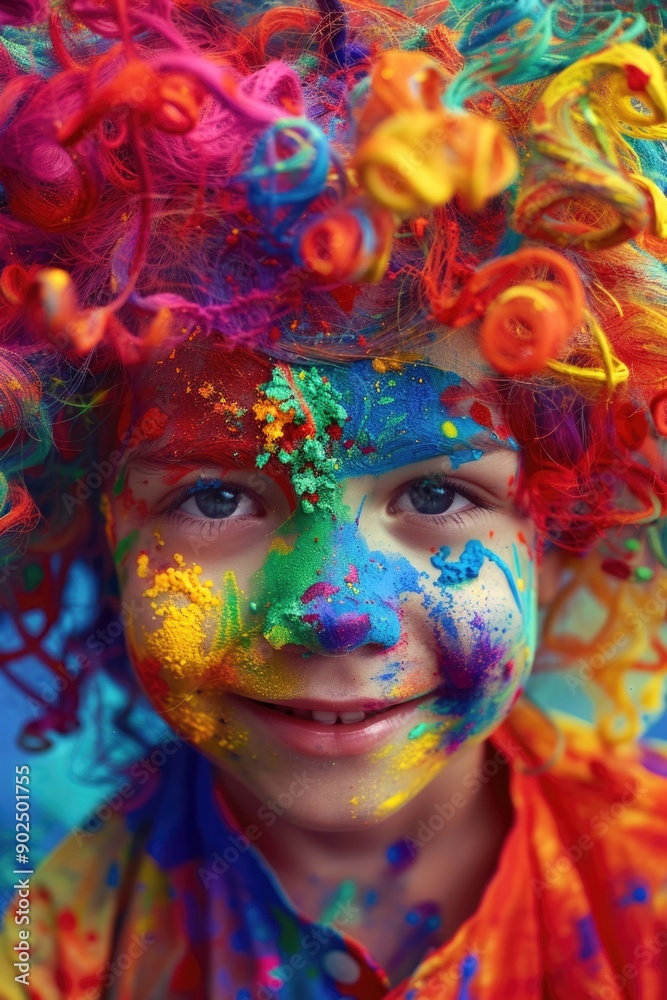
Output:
[230, 692, 437, 757]
[258, 704, 386, 724]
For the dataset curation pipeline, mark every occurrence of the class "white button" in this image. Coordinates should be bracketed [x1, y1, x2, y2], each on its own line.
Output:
[323, 950, 361, 984]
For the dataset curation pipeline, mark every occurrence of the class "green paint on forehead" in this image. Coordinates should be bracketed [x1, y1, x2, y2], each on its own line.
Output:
[253, 364, 348, 514]
[252, 359, 514, 515]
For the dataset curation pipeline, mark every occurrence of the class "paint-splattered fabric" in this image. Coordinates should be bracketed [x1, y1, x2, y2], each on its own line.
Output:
[1, 699, 666, 1000]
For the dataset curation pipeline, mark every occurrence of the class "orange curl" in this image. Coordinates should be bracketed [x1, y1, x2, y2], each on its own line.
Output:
[58, 59, 206, 146]
[440, 113, 518, 213]
[355, 50, 448, 137]
[24, 268, 110, 354]
[452, 248, 585, 376]
[22, 268, 175, 361]
[298, 200, 395, 284]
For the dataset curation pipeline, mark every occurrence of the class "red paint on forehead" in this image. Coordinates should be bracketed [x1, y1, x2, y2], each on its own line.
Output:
[124, 345, 274, 462]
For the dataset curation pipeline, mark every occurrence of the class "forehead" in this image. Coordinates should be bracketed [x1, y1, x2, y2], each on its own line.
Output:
[123, 336, 511, 469]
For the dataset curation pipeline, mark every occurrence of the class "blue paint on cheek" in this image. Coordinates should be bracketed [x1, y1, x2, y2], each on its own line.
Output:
[421, 592, 508, 706]
[431, 540, 522, 611]
[422, 588, 459, 643]
[371, 661, 403, 683]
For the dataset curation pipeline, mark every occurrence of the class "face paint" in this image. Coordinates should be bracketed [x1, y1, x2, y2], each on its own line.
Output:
[248, 360, 518, 658]
[253, 364, 348, 513]
[251, 360, 513, 487]
[110, 344, 537, 828]
[431, 540, 522, 608]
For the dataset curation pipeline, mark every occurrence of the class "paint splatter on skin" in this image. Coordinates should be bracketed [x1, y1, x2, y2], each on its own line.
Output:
[250, 361, 520, 667]
[254, 515, 422, 653]
[431, 540, 522, 610]
[252, 361, 516, 490]
[254, 364, 348, 513]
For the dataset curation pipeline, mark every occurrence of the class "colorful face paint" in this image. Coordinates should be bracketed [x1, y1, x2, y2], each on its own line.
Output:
[109, 342, 536, 828]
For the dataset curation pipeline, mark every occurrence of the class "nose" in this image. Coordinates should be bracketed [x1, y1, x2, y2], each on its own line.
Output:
[263, 563, 405, 655]
[256, 515, 422, 656]
[299, 578, 384, 654]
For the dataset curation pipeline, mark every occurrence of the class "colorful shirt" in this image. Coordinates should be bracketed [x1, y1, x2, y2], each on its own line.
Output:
[2, 700, 667, 1000]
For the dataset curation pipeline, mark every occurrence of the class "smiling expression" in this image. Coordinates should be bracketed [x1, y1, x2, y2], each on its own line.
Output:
[107, 337, 538, 828]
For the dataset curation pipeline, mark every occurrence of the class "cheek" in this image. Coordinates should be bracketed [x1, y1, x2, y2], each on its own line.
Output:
[122, 547, 237, 678]
[424, 537, 537, 709]
[119, 552, 255, 750]
[123, 547, 303, 708]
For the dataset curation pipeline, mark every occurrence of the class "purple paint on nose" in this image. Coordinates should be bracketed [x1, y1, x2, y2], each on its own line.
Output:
[303, 611, 372, 652]
[301, 582, 340, 603]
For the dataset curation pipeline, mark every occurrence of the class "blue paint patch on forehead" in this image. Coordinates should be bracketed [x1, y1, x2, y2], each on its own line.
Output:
[312, 359, 518, 476]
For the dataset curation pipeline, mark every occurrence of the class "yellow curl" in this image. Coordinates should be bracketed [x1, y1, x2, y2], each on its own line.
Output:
[546, 312, 629, 391]
[515, 42, 667, 249]
[353, 49, 518, 218]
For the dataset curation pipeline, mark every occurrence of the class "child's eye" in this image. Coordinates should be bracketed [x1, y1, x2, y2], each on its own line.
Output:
[390, 476, 489, 521]
[177, 484, 261, 520]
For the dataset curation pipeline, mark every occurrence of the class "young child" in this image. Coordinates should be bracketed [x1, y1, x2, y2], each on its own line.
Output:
[2, 1, 667, 997]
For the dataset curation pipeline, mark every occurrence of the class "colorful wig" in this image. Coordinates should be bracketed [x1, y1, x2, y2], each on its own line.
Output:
[2, 0, 667, 751]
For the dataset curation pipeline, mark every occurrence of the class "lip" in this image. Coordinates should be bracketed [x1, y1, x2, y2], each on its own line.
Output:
[230, 692, 437, 757]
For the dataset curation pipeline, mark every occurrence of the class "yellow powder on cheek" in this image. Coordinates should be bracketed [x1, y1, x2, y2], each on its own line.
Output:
[217, 726, 249, 753]
[136, 554, 272, 694]
[165, 701, 218, 743]
[143, 552, 222, 608]
[146, 603, 208, 678]
[139, 552, 222, 681]
[137, 552, 150, 579]
[163, 698, 249, 753]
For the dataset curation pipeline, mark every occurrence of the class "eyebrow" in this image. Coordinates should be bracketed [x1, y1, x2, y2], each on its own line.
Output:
[123, 445, 261, 476]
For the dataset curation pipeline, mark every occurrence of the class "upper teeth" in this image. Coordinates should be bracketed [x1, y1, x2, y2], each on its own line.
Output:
[287, 708, 369, 724]
[313, 710, 366, 724]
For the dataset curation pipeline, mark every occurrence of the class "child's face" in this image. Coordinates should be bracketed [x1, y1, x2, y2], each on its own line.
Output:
[107, 335, 538, 829]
